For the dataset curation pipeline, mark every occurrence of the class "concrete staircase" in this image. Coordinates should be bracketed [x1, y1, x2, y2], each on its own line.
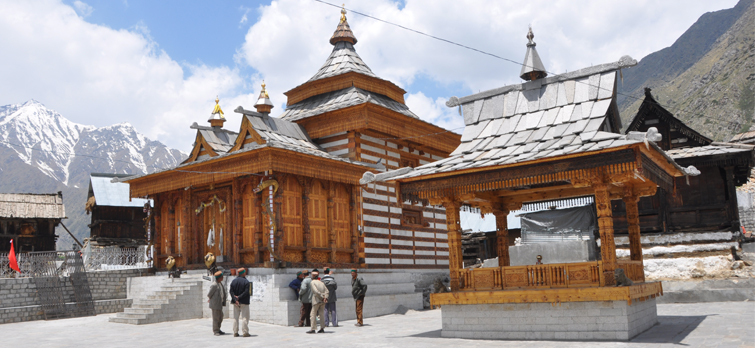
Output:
[658, 278, 755, 303]
[109, 278, 203, 325]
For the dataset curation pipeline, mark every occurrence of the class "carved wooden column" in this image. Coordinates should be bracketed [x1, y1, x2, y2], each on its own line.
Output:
[441, 198, 463, 291]
[252, 179, 262, 264]
[153, 194, 162, 267]
[493, 209, 510, 267]
[300, 177, 312, 263]
[328, 183, 336, 263]
[594, 184, 616, 286]
[232, 178, 242, 264]
[181, 189, 191, 265]
[623, 187, 643, 262]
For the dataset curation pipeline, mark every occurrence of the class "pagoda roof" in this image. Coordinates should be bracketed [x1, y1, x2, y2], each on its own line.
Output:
[307, 41, 376, 83]
[280, 86, 417, 122]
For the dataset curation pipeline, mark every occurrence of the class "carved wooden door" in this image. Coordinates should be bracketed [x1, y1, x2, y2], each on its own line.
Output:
[241, 184, 258, 264]
[308, 180, 328, 249]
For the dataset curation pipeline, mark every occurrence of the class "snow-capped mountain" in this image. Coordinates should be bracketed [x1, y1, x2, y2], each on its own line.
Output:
[0, 100, 187, 249]
[0, 100, 186, 188]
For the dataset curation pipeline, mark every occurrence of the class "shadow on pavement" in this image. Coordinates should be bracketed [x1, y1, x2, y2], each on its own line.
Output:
[631, 315, 711, 345]
[407, 329, 442, 338]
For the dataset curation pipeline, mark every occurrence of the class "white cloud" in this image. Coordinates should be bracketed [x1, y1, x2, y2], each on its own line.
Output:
[405, 92, 464, 133]
[0, 0, 255, 152]
[73, 0, 93, 18]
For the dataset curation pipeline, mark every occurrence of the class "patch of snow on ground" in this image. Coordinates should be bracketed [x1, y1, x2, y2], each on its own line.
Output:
[644, 256, 731, 280]
[616, 242, 739, 257]
[611, 231, 734, 246]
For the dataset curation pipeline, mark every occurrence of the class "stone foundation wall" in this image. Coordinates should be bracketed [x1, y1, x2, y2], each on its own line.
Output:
[441, 299, 658, 341]
[0, 269, 148, 324]
[738, 190, 755, 232]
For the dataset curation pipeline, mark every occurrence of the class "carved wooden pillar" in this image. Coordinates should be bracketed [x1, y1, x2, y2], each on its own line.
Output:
[252, 178, 262, 264]
[594, 184, 616, 286]
[623, 188, 643, 262]
[492, 209, 510, 267]
[300, 177, 312, 263]
[441, 198, 463, 291]
[153, 194, 162, 266]
[328, 182, 336, 263]
[724, 166, 741, 231]
[181, 189, 191, 265]
[232, 178, 242, 264]
[349, 186, 360, 264]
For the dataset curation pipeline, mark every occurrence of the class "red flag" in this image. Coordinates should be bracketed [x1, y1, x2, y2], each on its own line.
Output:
[9, 240, 20, 273]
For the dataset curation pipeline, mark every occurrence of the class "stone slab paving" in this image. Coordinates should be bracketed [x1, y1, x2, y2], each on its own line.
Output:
[0, 301, 752, 347]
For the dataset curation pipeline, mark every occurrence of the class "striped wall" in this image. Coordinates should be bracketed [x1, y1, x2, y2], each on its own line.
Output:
[316, 131, 450, 269]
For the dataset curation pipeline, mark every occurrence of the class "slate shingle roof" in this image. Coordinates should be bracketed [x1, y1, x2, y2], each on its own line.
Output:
[666, 142, 755, 159]
[238, 108, 320, 151]
[0, 193, 65, 219]
[387, 57, 663, 181]
[280, 86, 418, 122]
[308, 41, 377, 83]
[89, 173, 150, 208]
[194, 125, 238, 154]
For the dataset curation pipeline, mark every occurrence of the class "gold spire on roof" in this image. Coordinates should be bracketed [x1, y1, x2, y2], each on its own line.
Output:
[255, 80, 274, 114]
[330, 4, 357, 45]
[340, 4, 346, 23]
[262, 81, 269, 98]
[211, 96, 225, 119]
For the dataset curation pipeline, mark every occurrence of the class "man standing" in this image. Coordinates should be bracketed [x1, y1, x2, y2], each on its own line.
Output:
[306, 270, 329, 334]
[208, 271, 227, 336]
[297, 269, 312, 327]
[351, 269, 367, 327]
[229, 268, 251, 337]
[321, 268, 338, 327]
[289, 271, 305, 299]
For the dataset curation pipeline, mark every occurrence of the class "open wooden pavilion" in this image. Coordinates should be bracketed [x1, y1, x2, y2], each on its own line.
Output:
[365, 29, 700, 340]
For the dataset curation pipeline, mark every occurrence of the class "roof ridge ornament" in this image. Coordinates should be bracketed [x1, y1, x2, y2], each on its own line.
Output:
[330, 5, 358, 45]
[254, 81, 274, 114]
[208, 95, 226, 128]
[520, 26, 548, 81]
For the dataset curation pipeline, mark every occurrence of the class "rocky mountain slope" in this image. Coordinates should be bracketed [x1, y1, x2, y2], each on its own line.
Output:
[618, 0, 755, 141]
[0, 100, 186, 249]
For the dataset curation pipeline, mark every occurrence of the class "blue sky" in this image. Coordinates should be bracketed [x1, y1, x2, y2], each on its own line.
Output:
[0, 0, 739, 153]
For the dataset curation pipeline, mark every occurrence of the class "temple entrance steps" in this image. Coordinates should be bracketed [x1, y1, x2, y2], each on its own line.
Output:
[109, 278, 203, 325]
[658, 278, 755, 303]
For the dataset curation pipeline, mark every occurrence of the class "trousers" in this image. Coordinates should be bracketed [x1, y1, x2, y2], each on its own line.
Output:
[211, 309, 223, 334]
[233, 304, 249, 335]
[324, 302, 337, 327]
[298, 303, 312, 326]
[310, 302, 326, 331]
[355, 296, 364, 325]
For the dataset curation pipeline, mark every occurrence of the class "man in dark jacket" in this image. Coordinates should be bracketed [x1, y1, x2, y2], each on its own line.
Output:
[351, 269, 367, 327]
[229, 268, 251, 337]
[289, 271, 305, 299]
[321, 268, 338, 327]
[297, 269, 313, 327]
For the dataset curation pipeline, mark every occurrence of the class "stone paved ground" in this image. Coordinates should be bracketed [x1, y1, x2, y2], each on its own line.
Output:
[1, 302, 752, 347]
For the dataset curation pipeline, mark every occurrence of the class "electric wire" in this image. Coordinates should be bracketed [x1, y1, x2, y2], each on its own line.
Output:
[312, 0, 747, 131]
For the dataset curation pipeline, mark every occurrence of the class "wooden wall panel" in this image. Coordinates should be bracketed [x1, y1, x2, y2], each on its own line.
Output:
[241, 184, 257, 264]
[309, 180, 329, 248]
[333, 184, 351, 249]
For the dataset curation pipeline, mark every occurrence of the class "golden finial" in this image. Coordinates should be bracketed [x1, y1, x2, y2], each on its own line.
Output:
[261, 81, 269, 98]
[211, 95, 224, 118]
[340, 4, 346, 23]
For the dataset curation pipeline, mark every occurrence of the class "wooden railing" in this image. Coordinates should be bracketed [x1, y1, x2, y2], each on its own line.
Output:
[617, 260, 645, 283]
[458, 261, 605, 291]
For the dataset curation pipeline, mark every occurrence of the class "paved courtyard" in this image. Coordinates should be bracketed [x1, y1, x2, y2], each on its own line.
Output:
[1, 301, 752, 347]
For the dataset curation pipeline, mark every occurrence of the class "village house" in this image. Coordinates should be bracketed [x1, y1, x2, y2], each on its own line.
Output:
[0, 192, 66, 252]
[86, 173, 151, 248]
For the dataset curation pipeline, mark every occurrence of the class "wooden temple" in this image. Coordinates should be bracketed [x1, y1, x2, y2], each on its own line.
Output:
[0, 193, 66, 252]
[364, 29, 701, 340]
[86, 173, 151, 247]
[122, 9, 459, 271]
[612, 88, 755, 234]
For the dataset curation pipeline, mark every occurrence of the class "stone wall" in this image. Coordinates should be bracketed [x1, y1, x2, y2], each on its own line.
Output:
[737, 190, 755, 232]
[440, 299, 658, 341]
[0, 268, 148, 324]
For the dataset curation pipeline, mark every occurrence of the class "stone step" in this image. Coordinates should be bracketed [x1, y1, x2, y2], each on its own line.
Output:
[108, 317, 142, 325]
[123, 307, 154, 315]
[114, 312, 148, 320]
[131, 303, 163, 309]
[132, 299, 166, 306]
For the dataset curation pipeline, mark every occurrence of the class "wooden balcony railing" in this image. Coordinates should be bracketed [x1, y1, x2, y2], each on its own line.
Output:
[457, 261, 605, 291]
[617, 260, 645, 283]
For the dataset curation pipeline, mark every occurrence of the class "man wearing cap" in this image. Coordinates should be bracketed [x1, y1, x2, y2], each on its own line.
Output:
[208, 271, 228, 336]
[289, 271, 305, 299]
[297, 269, 313, 327]
[321, 268, 338, 327]
[229, 268, 251, 337]
[306, 269, 329, 334]
[351, 269, 367, 327]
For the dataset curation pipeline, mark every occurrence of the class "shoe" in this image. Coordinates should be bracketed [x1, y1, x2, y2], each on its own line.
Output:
[243, 333, 251, 337]
[233, 333, 239, 337]
[218, 331, 226, 335]
[214, 333, 221, 336]
[317, 329, 325, 333]
[332, 325, 339, 327]
[354, 323, 363, 327]
[306, 330, 316, 334]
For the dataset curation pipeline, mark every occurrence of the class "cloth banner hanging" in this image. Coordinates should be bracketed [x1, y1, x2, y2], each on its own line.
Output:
[9, 240, 20, 273]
